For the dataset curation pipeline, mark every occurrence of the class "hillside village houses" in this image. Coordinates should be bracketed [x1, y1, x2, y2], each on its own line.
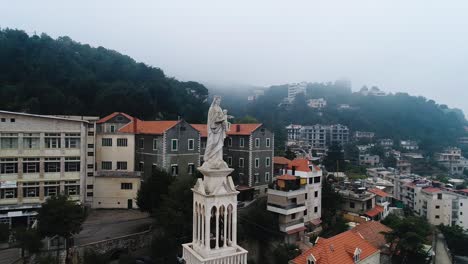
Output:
[0, 110, 274, 226]
[400, 140, 419, 150]
[435, 147, 468, 175]
[354, 131, 375, 140]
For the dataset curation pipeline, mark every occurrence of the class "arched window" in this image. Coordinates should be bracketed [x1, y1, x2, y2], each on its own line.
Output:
[210, 206, 217, 249]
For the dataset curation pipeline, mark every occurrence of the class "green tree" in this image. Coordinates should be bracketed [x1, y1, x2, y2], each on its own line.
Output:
[12, 228, 43, 258]
[382, 215, 432, 262]
[322, 143, 346, 172]
[136, 168, 174, 214]
[284, 147, 296, 160]
[272, 243, 301, 264]
[320, 179, 347, 237]
[236, 115, 259, 124]
[438, 225, 468, 256]
[37, 195, 86, 264]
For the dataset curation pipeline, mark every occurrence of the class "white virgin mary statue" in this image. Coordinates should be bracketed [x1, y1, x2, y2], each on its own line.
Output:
[203, 96, 230, 169]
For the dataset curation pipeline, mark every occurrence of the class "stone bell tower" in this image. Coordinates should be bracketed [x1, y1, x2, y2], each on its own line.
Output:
[182, 166, 248, 264]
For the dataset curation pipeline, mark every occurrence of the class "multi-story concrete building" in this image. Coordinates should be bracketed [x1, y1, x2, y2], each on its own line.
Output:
[299, 125, 327, 150]
[379, 138, 394, 147]
[307, 98, 327, 109]
[124, 120, 201, 179]
[400, 140, 419, 151]
[436, 147, 468, 175]
[285, 124, 302, 142]
[286, 82, 307, 103]
[93, 112, 141, 209]
[267, 174, 308, 243]
[354, 131, 375, 141]
[359, 154, 380, 167]
[396, 160, 411, 175]
[193, 123, 274, 198]
[0, 111, 95, 227]
[338, 187, 376, 216]
[328, 124, 350, 146]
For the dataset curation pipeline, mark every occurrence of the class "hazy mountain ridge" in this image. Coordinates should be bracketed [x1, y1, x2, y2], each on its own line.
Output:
[0, 28, 209, 122]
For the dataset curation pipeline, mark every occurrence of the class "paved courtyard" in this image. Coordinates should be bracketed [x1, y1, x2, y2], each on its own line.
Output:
[74, 210, 153, 245]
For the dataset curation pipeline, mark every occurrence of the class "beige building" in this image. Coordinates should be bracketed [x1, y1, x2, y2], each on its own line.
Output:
[93, 112, 140, 209]
[0, 111, 96, 227]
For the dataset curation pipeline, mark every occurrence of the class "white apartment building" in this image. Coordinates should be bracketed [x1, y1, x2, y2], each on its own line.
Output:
[436, 147, 468, 176]
[379, 139, 394, 147]
[307, 98, 327, 109]
[400, 140, 419, 150]
[359, 154, 380, 167]
[354, 131, 375, 140]
[299, 125, 327, 150]
[0, 111, 96, 227]
[286, 124, 302, 141]
[329, 124, 350, 146]
[281, 159, 322, 224]
[286, 82, 307, 103]
[292, 124, 350, 150]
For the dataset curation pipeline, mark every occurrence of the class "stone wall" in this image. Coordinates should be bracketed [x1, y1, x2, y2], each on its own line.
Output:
[69, 229, 152, 264]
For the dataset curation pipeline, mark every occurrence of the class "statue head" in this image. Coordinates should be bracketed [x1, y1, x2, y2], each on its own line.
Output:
[212, 96, 221, 106]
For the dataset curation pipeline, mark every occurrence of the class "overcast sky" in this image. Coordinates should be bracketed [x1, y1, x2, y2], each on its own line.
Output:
[2, 0, 468, 115]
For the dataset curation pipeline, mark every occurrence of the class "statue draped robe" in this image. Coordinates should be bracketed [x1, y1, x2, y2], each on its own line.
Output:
[203, 102, 227, 168]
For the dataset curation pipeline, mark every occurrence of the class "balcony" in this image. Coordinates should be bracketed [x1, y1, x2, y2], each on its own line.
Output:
[267, 188, 307, 198]
[95, 171, 142, 178]
[279, 219, 304, 232]
[267, 203, 306, 215]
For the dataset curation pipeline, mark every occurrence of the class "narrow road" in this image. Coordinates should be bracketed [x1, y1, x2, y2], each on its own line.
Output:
[0, 248, 20, 264]
[434, 233, 452, 264]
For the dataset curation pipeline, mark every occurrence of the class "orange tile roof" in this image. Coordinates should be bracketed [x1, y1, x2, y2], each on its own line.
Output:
[459, 189, 468, 194]
[96, 112, 136, 124]
[119, 120, 180, 134]
[368, 188, 389, 198]
[291, 230, 379, 264]
[277, 174, 298, 181]
[365, 205, 384, 218]
[422, 187, 441, 193]
[289, 159, 311, 172]
[273, 156, 291, 165]
[191, 123, 263, 137]
[351, 221, 392, 251]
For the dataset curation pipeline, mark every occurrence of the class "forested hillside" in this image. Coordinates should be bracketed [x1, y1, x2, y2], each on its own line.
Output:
[0, 29, 208, 122]
[214, 82, 467, 154]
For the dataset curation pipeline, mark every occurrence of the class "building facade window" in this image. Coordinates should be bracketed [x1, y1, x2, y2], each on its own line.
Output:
[255, 158, 260, 168]
[102, 138, 112, 146]
[44, 181, 59, 197]
[315, 191, 318, 197]
[23, 158, 40, 174]
[188, 163, 195, 175]
[171, 165, 179, 176]
[65, 181, 80, 196]
[153, 138, 158, 150]
[45, 133, 61, 149]
[188, 139, 195, 150]
[139, 162, 144, 172]
[23, 182, 40, 198]
[23, 133, 40, 149]
[110, 125, 116, 133]
[0, 158, 18, 174]
[65, 133, 80, 148]
[0, 188, 17, 199]
[65, 157, 80, 172]
[265, 157, 271, 167]
[240, 138, 244, 147]
[265, 172, 270, 182]
[117, 138, 128, 147]
[101, 161, 112, 170]
[239, 158, 244, 168]
[314, 206, 318, 213]
[227, 157, 232, 166]
[255, 138, 260, 148]
[0, 133, 18, 149]
[121, 183, 133, 190]
[266, 138, 271, 148]
[117, 161, 127, 170]
[45, 158, 60, 173]
[171, 139, 178, 151]
[139, 138, 144, 149]
[254, 173, 259, 183]
[227, 137, 232, 147]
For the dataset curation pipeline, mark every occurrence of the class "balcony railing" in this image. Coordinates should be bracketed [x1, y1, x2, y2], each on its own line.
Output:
[95, 170, 142, 178]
